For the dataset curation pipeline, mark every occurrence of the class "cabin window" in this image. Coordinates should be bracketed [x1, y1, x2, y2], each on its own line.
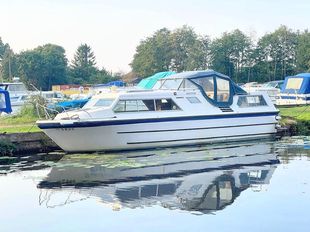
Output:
[216, 78, 230, 102]
[286, 78, 303, 89]
[192, 77, 215, 100]
[114, 100, 126, 112]
[152, 81, 162, 89]
[160, 79, 183, 90]
[186, 97, 201, 103]
[155, 99, 180, 111]
[137, 100, 155, 111]
[83, 98, 115, 109]
[114, 99, 180, 112]
[179, 79, 198, 90]
[237, 95, 267, 107]
[114, 99, 155, 112]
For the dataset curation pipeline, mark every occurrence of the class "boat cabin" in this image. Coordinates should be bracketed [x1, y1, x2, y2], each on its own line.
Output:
[153, 70, 246, 107]
[277, 73, 310, 106]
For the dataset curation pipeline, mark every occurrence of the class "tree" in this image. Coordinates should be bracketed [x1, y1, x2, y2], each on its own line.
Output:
[0, 48, 18, 81]
[210, 29, 253, 83]
[17, 44, 68, 90]
[296, 30, 310, 72]
[0, 37, 12, 81]
[70, 44, 98, 84]
[170, 26, 210, 72]
[0, 37, 10, 60]
[254, 25, 298, 81]
[131, 28, 173, 77]
[89, 67, 118, 84]
[131, 26, 211, 77]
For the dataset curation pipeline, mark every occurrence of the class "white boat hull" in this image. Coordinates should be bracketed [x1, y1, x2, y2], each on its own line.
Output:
[40, 114, 277, 152]
[276, 93, 310, 106]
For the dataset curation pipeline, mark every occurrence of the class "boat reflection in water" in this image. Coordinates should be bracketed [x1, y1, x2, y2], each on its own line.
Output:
[38, 141, 279, 213]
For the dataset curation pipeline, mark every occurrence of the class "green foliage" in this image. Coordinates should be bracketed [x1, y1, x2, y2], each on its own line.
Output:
[254, 25, 298, 82]
[68, 43, 118, 84]
[0, 37, 10, 60]
[296, 30, 310, 72]
[1, 48, 18, 81]
[17, 44, 68, 90]
[2, 24, 310, 87]
[279, 106, 310, 121]
[0, 140, 16, 156]
[279, 106, 310, 135]
[131, 25, 310, 83]
[210, 29, 252, 83]
[70, 43, 98, 84]
[131, 26, 210, 77]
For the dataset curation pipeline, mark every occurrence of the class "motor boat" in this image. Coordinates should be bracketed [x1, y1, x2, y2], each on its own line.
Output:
[242, 80, 284, 104]
[276, 73, 310, 106]
[37, 70, 280, 152]
[1, 81, 30, 114]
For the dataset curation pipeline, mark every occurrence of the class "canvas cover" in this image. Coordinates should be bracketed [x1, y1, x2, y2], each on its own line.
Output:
[281, 73, 310, 94]
[138, 71, 176, 89]
[0, 87, 12, 113]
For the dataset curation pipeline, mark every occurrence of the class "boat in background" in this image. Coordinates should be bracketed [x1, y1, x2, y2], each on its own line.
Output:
[37, 70, 280, 152]
[242, 80, 284, 104]
[1, 80, 31, 114]
[276, 73, 310, 106]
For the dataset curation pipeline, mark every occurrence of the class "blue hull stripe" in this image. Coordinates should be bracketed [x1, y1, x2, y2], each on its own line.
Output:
[280, 96, 310, 100]
[38, 111, 278, 129]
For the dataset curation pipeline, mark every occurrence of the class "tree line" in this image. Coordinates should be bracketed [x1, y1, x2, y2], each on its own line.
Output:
[1, 25, 310, 90]
[131, 25, 310, 83]
[0, 41, 119, 90]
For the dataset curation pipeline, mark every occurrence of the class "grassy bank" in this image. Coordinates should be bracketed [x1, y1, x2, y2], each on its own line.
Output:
[278, 106, 310, 135]
[0, 106, 41, 134]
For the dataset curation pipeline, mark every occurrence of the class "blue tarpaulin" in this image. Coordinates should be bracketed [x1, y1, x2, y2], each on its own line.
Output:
[281, 73, 310, 94]
[93, 80, 125, 88]
[0, 86, 12, 114]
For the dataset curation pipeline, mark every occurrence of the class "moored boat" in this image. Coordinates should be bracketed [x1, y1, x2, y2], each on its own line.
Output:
[37, 70, 280, 152]
[276, 73, 310, 106]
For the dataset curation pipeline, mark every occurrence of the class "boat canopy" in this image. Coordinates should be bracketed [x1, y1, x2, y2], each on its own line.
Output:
[155, 70, 247, 107]
[0, 85, 12, 114]
[93, 80, 125, 88]
[281, 73, 310, 94]
[138, 71, 176, 89]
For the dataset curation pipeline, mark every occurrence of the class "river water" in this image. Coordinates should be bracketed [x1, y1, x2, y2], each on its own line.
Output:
[0, 136, 310, 232]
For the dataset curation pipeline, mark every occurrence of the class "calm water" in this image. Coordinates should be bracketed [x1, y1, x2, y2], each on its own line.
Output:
[0, 137, 310, 232]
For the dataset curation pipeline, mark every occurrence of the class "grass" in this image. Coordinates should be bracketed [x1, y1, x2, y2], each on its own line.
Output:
[278, 106, 310, 121]
[0, 105, 41, 134]
[278, 106, 310, 135]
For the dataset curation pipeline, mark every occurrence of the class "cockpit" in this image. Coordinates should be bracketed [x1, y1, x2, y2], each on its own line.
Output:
[152, 70, 246, 107]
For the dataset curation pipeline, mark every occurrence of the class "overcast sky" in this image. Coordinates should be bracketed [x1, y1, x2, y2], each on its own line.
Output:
[0, 0, 309, 73]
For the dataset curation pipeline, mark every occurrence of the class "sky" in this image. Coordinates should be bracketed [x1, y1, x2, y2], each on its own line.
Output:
[0, 0, 309, 73]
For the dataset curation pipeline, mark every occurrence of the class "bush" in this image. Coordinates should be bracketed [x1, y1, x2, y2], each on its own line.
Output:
[0, 140, 17, 156]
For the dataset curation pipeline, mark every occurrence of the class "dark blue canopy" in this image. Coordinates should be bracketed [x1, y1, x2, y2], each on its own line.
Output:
[0, 86, 12, 114]
[169, 70, 247, 95]
[168, 70, 247, 107]
[281, 73, 310, 94]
